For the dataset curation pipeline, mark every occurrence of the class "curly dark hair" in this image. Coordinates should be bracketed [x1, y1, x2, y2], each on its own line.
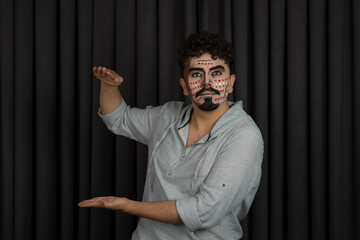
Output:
[177, 31, 234, 77]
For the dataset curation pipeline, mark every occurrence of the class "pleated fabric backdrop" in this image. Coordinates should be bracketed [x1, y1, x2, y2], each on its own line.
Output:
[0, 0, 359, 239]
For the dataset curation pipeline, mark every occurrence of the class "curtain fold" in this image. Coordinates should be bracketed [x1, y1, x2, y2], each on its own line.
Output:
[13, 0, 35, 239]
[354, 2, 360, 240]
[308, 0, 328, 239]
[286, 1, 309, 239]
[1, 0, 359, 239]
[268, 1, 286, 239]
[76, 0, 93, 239]
[1, 1, 15, 240]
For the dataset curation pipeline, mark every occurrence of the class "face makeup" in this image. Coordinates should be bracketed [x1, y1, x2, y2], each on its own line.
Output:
[185, 54, 232, 111]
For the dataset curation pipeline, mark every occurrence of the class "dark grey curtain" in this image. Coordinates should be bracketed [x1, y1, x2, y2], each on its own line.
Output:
[1, 0, 359, 239]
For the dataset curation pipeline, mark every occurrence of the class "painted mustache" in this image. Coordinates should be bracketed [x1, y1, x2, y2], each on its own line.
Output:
[195, 87, 221, 98]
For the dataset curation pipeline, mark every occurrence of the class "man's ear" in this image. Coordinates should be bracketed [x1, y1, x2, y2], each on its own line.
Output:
[179, 78, 189, 96]
[227, 74, 236, 93]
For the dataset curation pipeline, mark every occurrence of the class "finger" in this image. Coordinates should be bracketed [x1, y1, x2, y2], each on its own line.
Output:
[97, 66, 105, 75]
[79, 198, 103, 204]
[93, 66, 99, 75]
[101, 67, 108, 75]
[106, 70, 122, 83]
[93, 66, 102, 75]
[105, 69, 116, 77]
[91, 196, 107, 200]
[80, 196, 115, 203]
[82, 196, 108, 202]
[78, 201, 104, 208]
[95, 67, 109, 78]
[78, 196, 104, 204]
[78, 198, 104, 206]
[78, 197, 115, 208]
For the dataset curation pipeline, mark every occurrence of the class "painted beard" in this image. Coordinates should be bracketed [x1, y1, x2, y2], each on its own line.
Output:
[198, 97, 219, 111]
[195, 87, 221, 111]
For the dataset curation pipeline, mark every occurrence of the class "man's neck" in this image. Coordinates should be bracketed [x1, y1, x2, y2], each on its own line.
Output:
[190, 101, 230, 132]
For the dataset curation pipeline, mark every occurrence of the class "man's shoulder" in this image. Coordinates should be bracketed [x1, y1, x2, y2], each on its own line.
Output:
[151, 101, 190, 124]
[157, 101, 189, 115]
[161, 101, 188, 109]
[224, 102, 262, 139]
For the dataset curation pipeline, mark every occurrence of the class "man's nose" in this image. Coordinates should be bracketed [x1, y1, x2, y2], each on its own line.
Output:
[204, 74, 212, 87]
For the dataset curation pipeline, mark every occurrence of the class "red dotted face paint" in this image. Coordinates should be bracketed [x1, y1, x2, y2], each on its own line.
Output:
[197, 61, 215, 67]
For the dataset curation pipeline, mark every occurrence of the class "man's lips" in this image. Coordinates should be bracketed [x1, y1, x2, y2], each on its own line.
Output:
[200, 91, 215, 96]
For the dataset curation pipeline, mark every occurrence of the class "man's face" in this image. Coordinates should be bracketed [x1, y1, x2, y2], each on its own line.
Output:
[180, 53, 235, 111]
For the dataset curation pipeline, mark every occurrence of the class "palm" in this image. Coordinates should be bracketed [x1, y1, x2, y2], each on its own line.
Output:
[78, 196, 126, 211]
[93, 66, 123, 86]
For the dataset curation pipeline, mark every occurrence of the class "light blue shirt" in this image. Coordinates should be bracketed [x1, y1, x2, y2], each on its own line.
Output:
[99, 100, 263, 240]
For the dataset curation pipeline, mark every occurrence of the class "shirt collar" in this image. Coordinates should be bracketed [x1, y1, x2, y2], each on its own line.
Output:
[176, 101, 243, 143]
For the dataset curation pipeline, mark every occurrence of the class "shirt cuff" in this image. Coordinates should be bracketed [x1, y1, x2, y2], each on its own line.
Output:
[97, 99, 127, 127]
[176, 197, 202, 232]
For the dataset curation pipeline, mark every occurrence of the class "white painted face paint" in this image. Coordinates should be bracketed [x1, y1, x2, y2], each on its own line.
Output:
[211, 76, 230, 104]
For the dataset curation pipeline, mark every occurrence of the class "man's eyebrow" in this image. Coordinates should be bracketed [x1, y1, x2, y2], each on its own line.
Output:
[188, 67, 204, 72]
[209, 65, 225, 71]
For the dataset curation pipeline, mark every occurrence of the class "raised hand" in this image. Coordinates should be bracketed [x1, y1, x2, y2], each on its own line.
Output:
[93, 66, 123, 86]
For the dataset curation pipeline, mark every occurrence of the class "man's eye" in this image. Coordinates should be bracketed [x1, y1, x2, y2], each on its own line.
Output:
[211, 71, 222, 77]
[191, 72, 202, 78]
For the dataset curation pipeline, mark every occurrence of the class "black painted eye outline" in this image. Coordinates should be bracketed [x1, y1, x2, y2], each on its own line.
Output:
[211, 70, 222, 78]
[191, 72, 203, 78]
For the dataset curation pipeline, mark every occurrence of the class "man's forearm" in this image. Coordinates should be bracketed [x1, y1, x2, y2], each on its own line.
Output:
[99, 82, 122, 115]
[124, 199, 183, 224]
[79, 197, 183, 224]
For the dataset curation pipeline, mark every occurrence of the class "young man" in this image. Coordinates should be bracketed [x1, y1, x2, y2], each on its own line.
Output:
[78, 32, 263, 239]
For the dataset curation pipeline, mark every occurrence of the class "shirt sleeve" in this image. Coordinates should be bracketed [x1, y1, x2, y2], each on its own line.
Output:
[98, 99, 163, 145]
[176, 128, 264, 231]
